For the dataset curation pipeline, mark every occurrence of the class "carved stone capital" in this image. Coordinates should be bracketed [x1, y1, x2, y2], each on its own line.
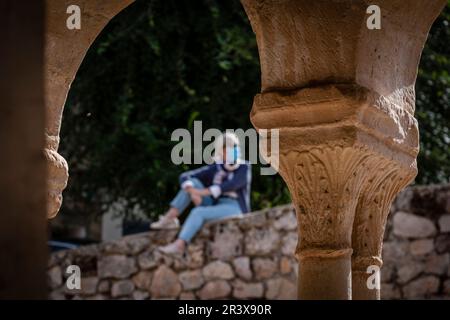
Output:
[44, 134, 68, 219]
[250, 85, 418, 299]
[242, 0, 446, 300]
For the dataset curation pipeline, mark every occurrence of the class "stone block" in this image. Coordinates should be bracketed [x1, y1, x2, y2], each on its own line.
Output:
[97, 255, 137, 279]
[48, 265, 62, 289]
[111, 280, 135, 298]
[393, 212, 436, 238]
[179, 270, 204, 291]
[232, 257, 252, 280]
[273, 211, 297, 231]
[252, 258, 277, 280]
[197, 280, 231, 299]
[409, 239, 434, 256]
[202, 261, 234, 281]
[245, 227, 280, 255]
[438, 214, 450, 233]
[150, 265, 181, 298]
[232, 280, 264, 299]
[132, 271, 152, 290]
[424, 254, 449, 275]
[265, 278, 296, 300]
[403, 276, 440, 298]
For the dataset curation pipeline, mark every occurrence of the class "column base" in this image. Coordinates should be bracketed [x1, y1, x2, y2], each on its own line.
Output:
[352, 270, 380, 300]
[298, 249, 352, 300]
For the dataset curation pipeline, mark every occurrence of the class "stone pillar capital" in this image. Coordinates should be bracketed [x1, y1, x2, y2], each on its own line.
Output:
[242, 0, 446, 299]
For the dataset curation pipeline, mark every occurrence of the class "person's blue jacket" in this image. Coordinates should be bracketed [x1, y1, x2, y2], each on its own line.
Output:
[179, 161, 251, 213]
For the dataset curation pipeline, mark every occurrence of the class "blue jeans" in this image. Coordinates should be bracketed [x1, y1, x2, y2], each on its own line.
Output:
[170, 178, 242, 243]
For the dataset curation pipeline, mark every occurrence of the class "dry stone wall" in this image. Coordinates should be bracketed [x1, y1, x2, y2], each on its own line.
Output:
[47, 184, 450, 299]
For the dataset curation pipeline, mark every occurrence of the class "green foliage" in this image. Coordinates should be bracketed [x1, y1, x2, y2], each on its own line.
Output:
[61, 0, 290, 220]
[60, 0, 448, 221]
[415, 2, 450, 183]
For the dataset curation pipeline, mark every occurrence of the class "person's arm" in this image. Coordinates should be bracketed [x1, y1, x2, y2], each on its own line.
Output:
[179, 165, 215, 189]
[209, 164, 250, 199]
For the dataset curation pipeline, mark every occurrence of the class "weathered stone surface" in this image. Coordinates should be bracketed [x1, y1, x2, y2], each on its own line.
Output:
[280, 257, 292, 274]
[232, 257, 252, 280]
[186, 243, 204, 269]
[132, 271, 152, 290]
[47, 185, 450, 300]
[197, 280, 231, 300]
[252, 258, 277, 280]
[382, 240, 409, 264]
[424, 254, 450, 275]
[397, 263, 424, 284]
[80, 277, 99, 296]
[85, 294, 107, 300]
[179, 291, 196, 300]
[127, 236, 150, 255]
[245, 227, 280, 255]
[102, 240, 129, 255]
[132, 290, 149, 300]
[435, 234, 450, 254]
[232, 280, 264, 299]
[48, 251, 66, 268]
[438, 215, 450, 233]
[48, 289, 65, 300]
[150, 265, 181, 298]
[273, 211, 297, 231]
[98, 280, 110, 293]
[409, 239, 434, 256]
[381, 265, 394, 283]
[393, 212, 436, 238]
[111, 280, 135, 298]
[153, 250, 174, 267]
[281, 232, 297, 255]
[403, 276, 440, 298]
[381, 283, 401, 300]
[98, 255, 137, 279]
[179, 270, 204, 291]
[209, 224, 243, 260]
[202, 261, 234, 280]
[382, 241, 409, 264]
[48, 265, 62, 289]
[238, 212, 267, 229]
[443, 280, 450, 294]
[137, 251, 157, 270]
[265, 278, 296, 300]
[393, 188, 414, 213]
[266, 205, 293, 219]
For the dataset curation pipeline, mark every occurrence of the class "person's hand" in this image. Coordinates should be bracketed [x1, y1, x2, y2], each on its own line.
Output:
[187, 188, 208, 206]
[190, 192, 202, 206]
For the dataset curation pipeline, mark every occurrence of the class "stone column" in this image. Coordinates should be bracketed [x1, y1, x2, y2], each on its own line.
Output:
[44, 0, 134, 218]
[0, 0, 48, 298]
[241, 0, 446, 299]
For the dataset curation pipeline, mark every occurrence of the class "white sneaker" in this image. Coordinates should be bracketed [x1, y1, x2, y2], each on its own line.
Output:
[158, 242, 184, 255]
[150, 216, 180, 230]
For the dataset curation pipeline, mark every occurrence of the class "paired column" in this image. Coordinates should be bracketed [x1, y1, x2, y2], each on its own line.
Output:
[242, 0, 446, 299]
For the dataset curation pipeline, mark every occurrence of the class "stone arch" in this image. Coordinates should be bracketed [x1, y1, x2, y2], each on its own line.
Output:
[42, 0, 447, 300]
[45, 0, 135, 218]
